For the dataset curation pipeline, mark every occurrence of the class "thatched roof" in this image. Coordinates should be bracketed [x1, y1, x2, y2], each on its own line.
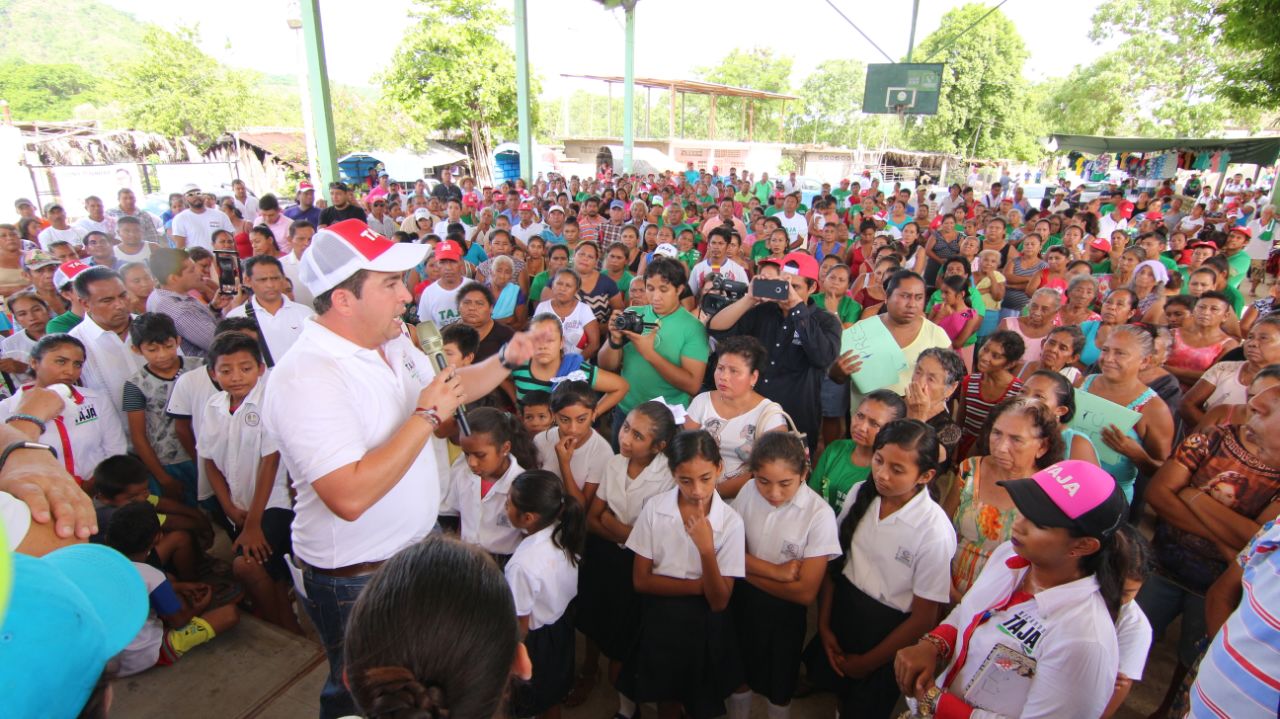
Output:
[21, 122, 202, 165]
[881, 147, 962, 171]
[206, 130, 307, 169]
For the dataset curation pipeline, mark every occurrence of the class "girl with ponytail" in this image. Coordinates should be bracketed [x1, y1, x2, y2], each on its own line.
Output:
[504, 469, 587, 718]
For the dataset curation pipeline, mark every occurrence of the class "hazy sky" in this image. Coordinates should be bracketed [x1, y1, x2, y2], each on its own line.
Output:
[103, 0, 1113, 95]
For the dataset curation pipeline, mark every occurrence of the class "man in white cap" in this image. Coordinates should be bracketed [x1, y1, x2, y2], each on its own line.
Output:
[261, 219, 544, 718]
[1048, 188, 1070, 214]
[540, 205, 568, 245]
[170, 183, 234, 251]
[283, 182, 322, 227]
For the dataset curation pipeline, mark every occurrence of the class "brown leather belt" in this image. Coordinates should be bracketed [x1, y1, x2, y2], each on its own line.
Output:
[299, 559, 385, 578]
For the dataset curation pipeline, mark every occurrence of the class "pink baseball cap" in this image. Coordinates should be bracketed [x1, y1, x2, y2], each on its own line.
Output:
[433, 239, 462, 263]
[298, 219, 428, 296]
[779, 252, 820, 283]
[999, 460, 1127, 538]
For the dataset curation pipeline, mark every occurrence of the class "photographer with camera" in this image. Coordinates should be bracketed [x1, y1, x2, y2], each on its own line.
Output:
[689, 226, 749, 297]
[707, 252, 841, 454]
[597, 257, 709, 447]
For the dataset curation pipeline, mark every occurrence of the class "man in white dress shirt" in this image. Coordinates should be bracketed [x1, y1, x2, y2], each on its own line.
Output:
[260, 218, 544, 718]
[67, 266, 143, 422]
[226, 255, 314, 363]
[278, 220, 316, 309]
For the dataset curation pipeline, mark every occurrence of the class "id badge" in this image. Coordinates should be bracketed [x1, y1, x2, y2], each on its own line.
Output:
[962, 643, 1036, 716]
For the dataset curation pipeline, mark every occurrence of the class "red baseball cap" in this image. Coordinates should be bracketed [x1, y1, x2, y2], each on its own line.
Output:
[433, 239, 463, 262]
[462, 194, 478, 208]
[1118, 201, 1135, 219]
[518, 202, 533, 212]
[299, 219, 428, 296]
[52, 259, 92, 289]
[1189, 240, 1219, 251]
[779, 252, 820, 282]
[1088, 237, 1111, 253]
[1228, 226, 1251, 239]
[1145, 210, 1164, 221]
[298, 182, 314, 192]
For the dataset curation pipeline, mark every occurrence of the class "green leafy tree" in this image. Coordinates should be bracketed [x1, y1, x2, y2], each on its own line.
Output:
[0, 60, 99, 120]
[1216, 0, 1279, 108]
[113, 27, 259, 144]
[1040, 53, 1140, 136]
[697, 48, 793, 141]
[909, 4, 1038, 159]
[788, 59, 866, 146]
[383, 0, 538, 184]
[1088, 0, 1243, 136]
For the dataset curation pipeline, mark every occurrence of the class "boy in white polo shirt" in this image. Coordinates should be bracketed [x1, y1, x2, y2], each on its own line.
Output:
[199, 331, 299, 634]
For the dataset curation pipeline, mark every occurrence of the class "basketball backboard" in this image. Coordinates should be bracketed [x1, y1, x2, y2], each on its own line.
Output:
[862, 63, 944, 115]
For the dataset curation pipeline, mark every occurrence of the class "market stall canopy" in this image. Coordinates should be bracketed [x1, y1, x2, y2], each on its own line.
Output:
[338, 143, 469, 183]
[1050, 134, 1280, 167]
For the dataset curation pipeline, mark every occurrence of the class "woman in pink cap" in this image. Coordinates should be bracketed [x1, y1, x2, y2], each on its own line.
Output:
[895, 459, 1130, 719]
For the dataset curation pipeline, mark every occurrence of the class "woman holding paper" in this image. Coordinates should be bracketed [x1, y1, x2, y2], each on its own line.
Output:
[1080, 325, 1176, 503]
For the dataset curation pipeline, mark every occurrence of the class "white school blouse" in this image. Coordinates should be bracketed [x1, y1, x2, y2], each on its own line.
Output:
[1116, 600, 1153, 681]
[836, 483, 955, 613]
[443, 457, 525, 555]
[596, 454, 675, 527]
[932, 541, 1119, 719]
[731, 480, 841, 565]
[0, 384, 127, 484]
[534, 427, 612, 489]
[505, 524, 578, 630]
[625, 487, 745, 581]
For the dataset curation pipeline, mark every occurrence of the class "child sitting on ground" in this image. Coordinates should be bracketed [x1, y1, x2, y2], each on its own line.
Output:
[198, 331, 302, 634]
[92, 454, 212, 582]
[106, 501, 239, 677]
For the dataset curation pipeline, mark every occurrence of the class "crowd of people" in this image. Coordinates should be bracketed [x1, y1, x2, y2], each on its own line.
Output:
[1, 160, 1278, 719]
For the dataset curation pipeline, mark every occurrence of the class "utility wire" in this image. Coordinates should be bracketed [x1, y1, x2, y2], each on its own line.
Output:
[922, 0, 1012, 63]
[823, 0, 896, 64]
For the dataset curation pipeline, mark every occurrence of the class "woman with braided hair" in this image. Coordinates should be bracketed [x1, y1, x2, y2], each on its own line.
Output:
[344, 538, 532, 719]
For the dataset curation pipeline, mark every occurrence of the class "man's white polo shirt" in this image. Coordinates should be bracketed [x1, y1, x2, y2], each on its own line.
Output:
[68, 314, 144, 420]
[226, 296, 315, 362]
[262, 318, 445, 569]
[279, 251, 315, 309]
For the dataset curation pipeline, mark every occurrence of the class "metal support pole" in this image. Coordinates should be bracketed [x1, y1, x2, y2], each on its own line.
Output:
[680, 93, 685, 139]
[906, 0, 920, 63]
[622, 4, 636, 172]
[608, 82, 613, 137]
[514, 0, 533, 181]
[300, 0, 338, 202]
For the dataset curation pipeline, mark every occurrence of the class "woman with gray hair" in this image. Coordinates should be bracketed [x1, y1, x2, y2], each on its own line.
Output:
[998, 288, 1061, 364]
[486, 254, 528, 329]
[1056, 273, 1102, 327]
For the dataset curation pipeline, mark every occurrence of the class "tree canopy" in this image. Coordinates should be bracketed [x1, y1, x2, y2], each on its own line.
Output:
[0, 60, 99, 121]
[909, 4, 1040, 159]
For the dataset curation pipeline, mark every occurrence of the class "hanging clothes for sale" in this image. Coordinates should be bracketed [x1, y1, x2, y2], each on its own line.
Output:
[1193, 152, 1212, 171]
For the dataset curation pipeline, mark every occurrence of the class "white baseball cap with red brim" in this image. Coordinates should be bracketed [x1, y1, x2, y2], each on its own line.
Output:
[299, 219, 427, 296]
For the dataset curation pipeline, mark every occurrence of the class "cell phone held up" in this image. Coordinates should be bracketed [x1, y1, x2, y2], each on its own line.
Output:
[751, 278, 789, 301]
[213, 250, 242, 296]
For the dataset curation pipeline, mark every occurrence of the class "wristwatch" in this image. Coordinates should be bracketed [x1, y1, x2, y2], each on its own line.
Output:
[0, 440, 58, 473]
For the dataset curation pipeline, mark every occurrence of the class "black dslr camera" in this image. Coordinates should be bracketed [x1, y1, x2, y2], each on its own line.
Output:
[612, 309, 656, 336]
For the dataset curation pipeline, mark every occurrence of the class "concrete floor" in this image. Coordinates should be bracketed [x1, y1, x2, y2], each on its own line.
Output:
[114, 605, 1177, 718]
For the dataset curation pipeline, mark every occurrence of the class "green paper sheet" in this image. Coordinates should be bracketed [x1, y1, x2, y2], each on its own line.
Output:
[840, 319, 909, 394]
[1070, 389, 1143, 466]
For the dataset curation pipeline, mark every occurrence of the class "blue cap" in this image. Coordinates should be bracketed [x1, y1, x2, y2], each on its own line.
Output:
[0, 543, 148, 718]
[609, 200, 626, 210]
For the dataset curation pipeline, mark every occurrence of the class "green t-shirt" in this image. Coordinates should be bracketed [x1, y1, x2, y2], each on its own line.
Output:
[1225, 250, 1251, 290]
[832, 188, 853, 209]
[764, 206, 782, 217]
[528, 271, 551, 305]
[618, 305, 709, 413]
[752, 242, 781, 262]
[45, 311, 83, 335]
[613, 270, 635, 301]
[835, 295, 863, 326]
[574, 191, 590, 202]
[1091, 260, 1112, 274]
[753, 181, 773, 204]
[809, 439, 870, 514]
[1041, 235, 1063, 250]
[676, 249, 700, 271]
[1224, 284, 1245, 314]
[925, 286, 988, 317]
[1157, 254, 1179, 275]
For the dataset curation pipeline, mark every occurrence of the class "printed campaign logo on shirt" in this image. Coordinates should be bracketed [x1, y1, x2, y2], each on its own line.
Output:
[895, 546, 915, 568]
[997, 609, 1047, 656]
[74, 405, 99, 425]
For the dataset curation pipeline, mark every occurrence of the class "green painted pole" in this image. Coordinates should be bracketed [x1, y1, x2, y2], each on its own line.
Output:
[514, 0, 533, 182]
[300, 0, 338, 202]
[622, 4, 636, 173]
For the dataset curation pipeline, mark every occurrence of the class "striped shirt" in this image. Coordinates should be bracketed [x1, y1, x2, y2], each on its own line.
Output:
[958, 372, 1023, 445]
[1190, 519, 1280, 719]
[511, 359, 598, 403]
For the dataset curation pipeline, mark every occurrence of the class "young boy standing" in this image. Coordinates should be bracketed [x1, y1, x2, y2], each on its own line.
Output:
[123, 313, 204, 505]
[105, 501, 239, 677]
[198, 332, 301, 633]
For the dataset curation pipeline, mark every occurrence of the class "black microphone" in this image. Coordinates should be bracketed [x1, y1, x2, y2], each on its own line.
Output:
[415, 320, 470, 436]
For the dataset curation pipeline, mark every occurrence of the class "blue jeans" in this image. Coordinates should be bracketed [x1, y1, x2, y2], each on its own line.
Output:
[1135, 572, 1207, 667]
[299, 568, 373, 719]
[162, 460, 199, 508]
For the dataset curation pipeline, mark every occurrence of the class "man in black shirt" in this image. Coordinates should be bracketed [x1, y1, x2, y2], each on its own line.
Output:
[317, 182, 367, 227]
[708, 252, 841, 453]
[431, 169, 463, 205]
